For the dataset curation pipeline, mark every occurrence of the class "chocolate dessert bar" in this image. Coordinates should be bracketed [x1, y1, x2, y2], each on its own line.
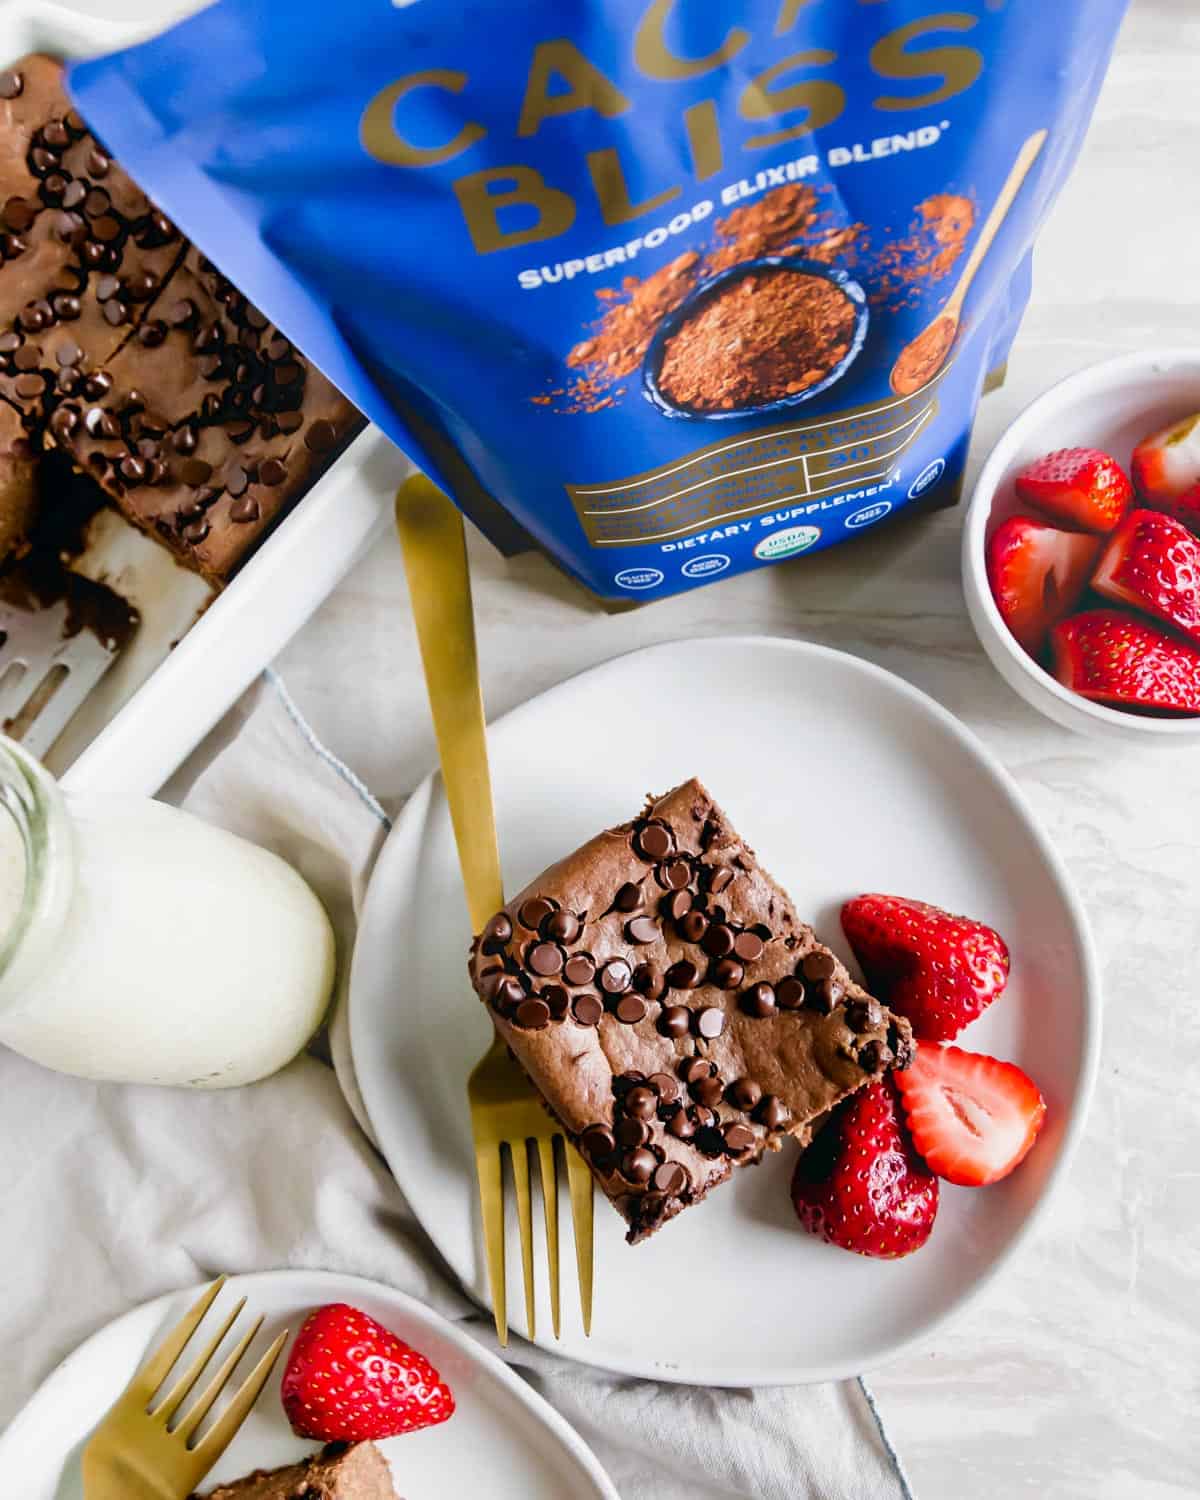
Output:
[197, 1442, 397, 1500]
[0, 54, 363, 582]
[468, 778, 915, 1243]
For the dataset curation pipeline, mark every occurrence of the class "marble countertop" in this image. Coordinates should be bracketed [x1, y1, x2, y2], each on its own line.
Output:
[234, 2, 1197, 1494]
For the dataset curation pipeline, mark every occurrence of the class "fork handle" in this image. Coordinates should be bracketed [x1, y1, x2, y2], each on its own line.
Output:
[395, 477, 504, 932]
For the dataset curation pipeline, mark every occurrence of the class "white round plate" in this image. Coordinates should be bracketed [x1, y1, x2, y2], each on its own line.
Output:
[350, 637, 1099, 1385]
[1, 1270, 618, 1500]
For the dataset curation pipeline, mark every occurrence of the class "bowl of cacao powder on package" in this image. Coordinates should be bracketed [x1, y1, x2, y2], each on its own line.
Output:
[643, 256, 869, 421]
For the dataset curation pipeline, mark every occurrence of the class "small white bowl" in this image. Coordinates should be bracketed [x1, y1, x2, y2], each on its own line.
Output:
[963, 349, 1200, 741]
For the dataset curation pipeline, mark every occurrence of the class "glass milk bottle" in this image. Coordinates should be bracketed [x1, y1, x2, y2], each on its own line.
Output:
[0, 735, 335, 1087]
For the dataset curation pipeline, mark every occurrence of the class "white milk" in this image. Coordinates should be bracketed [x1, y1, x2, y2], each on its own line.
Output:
[0, 749, 335, 1088]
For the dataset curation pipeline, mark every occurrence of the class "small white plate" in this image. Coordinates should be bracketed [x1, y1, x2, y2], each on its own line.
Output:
[0, 1269, 618, 1500]
[350, 637, 1100, 1385]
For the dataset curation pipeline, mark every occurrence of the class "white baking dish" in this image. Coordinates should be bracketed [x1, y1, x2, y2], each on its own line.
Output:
[3, 0, 404, 798]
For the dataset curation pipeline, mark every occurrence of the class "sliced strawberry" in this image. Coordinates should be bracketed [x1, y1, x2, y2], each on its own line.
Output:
[894, 1044, 1046, 1186]
[986, 514, 1102, 656]
[791, 1078, 938, 1258]
[1051, 608, 1200, 714]
[1131, 413, 1200, 507]
[841, 893, 1010, 1043]
[1013, 447, 1132, 533]
[1092, 508, 1200, 643]
[1138, 477, 1200, 536]
[281, 1303, 455, 1442]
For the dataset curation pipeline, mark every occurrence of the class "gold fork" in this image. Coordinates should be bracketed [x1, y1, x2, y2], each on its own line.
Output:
[395, 475, 593, 1347]
[81, 1277, 287, 1500]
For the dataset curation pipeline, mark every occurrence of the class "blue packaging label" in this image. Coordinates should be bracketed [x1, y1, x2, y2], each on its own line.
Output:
[70, 0, 1128, 601]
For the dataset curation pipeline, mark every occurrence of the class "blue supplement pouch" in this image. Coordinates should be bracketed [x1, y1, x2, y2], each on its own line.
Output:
[70, 0, 1128, 602]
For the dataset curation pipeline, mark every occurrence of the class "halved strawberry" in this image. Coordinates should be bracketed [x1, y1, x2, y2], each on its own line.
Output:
[1131, 413, 1200, 508]
[1092, 508, 1200, 643]
[841, 893, 1010, 1042]
[1138, 478, 1200, 535]
[1051, 608, 1200, 714]
[1013, 447, 1132, 533]
[986, 514, 1102, 656]
[894, 1044, 1046, 1187]
[791, 1078, 938, 1258]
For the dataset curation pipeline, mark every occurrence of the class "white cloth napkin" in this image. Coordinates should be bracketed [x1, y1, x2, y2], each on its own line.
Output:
[0, 672, 913, 1500]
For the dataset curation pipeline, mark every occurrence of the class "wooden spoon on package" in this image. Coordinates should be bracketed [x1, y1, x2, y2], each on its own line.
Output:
[890, 128, 1048, 396]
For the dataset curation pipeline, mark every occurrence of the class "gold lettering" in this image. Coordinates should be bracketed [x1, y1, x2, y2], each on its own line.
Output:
[870, 14, 983, 111]
[586, 147, 680, 226]
[517, 39, 632, 137]
[361, 70, 485, 168]
[453, 166, 576, 254]
[684, 100, 723, 181]
[774, 0, 815, 35]
[634, 0, 750, 82]
[740, 51, 844, 149]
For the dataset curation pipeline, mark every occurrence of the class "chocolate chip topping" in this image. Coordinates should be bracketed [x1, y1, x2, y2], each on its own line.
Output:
[600, 957, 633, 994]
[572, 993, 603, 1026]
[665, 958, 700, 990]
[563, 953, 595, 986]
[695, 1006, 726, 1039]
[775, 976, 806, 1009]
[658, 1005, 690, 1038]
[528, 942, 564, 977]
[651, 1162, 686, 1195]
[636, 821, 672, 860]
[614, 882, 642, 912]
[0, 70, 23, 99]
[678, 909, 708, 943]
[625, 915, 660, 944]
[742, 982, 776, 1018]
[802, 950, 837, 981]
[545, 909, 580, 943]
[519, 897, 554, 930]
[581, 1125, 616, 1162]
[727, 1077, 762, 1112]
[515, 997, 551, 1030]
[615, 993, 647, 1025]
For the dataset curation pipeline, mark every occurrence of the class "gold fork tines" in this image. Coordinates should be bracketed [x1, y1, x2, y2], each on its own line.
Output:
[82, 1278, 287, 1500]
[395, 475, 594, 1347]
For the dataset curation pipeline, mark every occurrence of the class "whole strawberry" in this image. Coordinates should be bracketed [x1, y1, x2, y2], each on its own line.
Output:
[281, 1303, 455, 1442]
[791, 1079, 938, 1258]
[841, 893, 1010, 1042]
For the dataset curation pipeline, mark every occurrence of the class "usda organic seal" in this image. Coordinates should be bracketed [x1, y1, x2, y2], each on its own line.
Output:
[754, 526, 821, 562]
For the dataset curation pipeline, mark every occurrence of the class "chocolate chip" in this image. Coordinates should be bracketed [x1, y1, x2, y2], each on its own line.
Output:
[742, 982, 776, 1018]
[755, 1094, 789, 1130]
[29, 147, 56, 175]
[137, 321, 167, 348]
[0, 70, 23, 99]
[661, 889, 692, 922]
[126, 271, 159, 303]
[695, 1126, 726, 1157]
[691, 1074, 724, 1108]
[0, 333, 20, 353]
[626, 915, 660, 945]
[244, 305, 270, 330]
[180, 458, 213, 487]
[647, 1072, 680, 1104]
[615, 993, 647, 1025]
[651, 1162, 686, 1195]
[2, 198, 34, 232]
[483, 912, 513, 945]
[91, 215, 121, 243]
[613, 881, 641, 912]
[572, 993, 602, 1026]
[198, 353, 223, 379]
[701, 922, 735, 958]
[658, 1005, 690, 1038]
[543, 985, 569, 1020]
[663, 860, 691, 890]
[12, 346, 39, 371]
[678, 909, 708, 943]
[636, 821, 672, 861]
[563, 953, 595, 987]
[484, 973, 524, 1011]
[612, 1072, 645, 1097]
[633, 963, 664, 999]
[890, 1025, 916, 1071]
[277, 411, 303, 434]
[809, 977, 843, 1013]
[273, 360, 303, 386]
[514, 997, 551, 1030]
[680, 1058, 713, 1086]
[774, 976, 805, 1010]
[167, 298, 198, 329]
[727, 1077, 762, 1112]
[40, 173, 68, 203]
[858, 1039, 893, 1074]
[666, 1107, 695, 1139]
[528, 942, 563, 977]
[18, 305, 45, 332]
[65, 109, 87, 134]
[723, 1123, 756, 1155]
[615, 1116, 649, 1149]
[182, 518, 211, 545]
[712, 959, 744, 991]
[43, 120, 70, 149]
[802, 950, 837, 981]
[543, 906, 582, 942]
[54, 341, 83, 368]
[845, 998, 884, 1033]
[517, 897, 553, 931]
[84, 371, 113, 399]
[12, 371, 44, 399]
[172, 425, 198, 455]
[119, 454, 147, 484]
[665, 959, 700, 990]
[226, 418, 256, 444]
[304, 418, 336, 452]
[49, 406, 78, 438]
[94, 275, 120, 303]
[86, 148, 110, 177]
[62, 180, 86, 209]
[56, 368, 79, 394]
[623, 1148, 656, 1184]
[581, 1125, 616, 1162]
[625, 1085, 657, 1120]
[734, 931, 765, 963]
[694, 1006, 726, 1039]
[600, 958, 632, 995]
[101, 300, 127, 327]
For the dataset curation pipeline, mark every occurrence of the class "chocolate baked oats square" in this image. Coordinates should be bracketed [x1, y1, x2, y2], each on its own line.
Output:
[468, 778, 915, 1244]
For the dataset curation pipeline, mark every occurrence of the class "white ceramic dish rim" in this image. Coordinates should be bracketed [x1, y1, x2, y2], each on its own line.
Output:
[963, 347, 1200, 738]
[0, 1268, 620, 1500]
[349, 633, 1102, 1387]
